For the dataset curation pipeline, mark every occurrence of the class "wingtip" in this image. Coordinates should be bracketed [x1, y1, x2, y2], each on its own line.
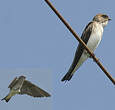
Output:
[47, 94, 51, 97]
[61, 73, 73, 82]
[61, 77, 67, 82]
[45, 92, 51, 97]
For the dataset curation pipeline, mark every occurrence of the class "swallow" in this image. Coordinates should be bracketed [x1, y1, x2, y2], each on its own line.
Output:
[1, 76, 51, 102]
[61, 14, 111, 82]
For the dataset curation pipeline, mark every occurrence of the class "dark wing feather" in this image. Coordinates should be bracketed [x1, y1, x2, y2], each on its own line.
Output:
[20, 80, 51, 97]
[16, 76, 26, 88]
[8, 76, 26, 90]
[8, 77, 18, 89]
[66, 22, 93, 74]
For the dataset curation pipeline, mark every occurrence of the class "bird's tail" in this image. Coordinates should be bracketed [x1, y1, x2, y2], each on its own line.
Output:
[61, 72, 73, 81]
[61, 53, 89, 82]
[1, 94, 12, 102]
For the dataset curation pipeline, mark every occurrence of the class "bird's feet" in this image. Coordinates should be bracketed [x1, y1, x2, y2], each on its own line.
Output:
[89, 53, 100, 62]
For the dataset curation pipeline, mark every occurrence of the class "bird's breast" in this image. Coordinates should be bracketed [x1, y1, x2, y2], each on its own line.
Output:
[87, 23, 103, 52]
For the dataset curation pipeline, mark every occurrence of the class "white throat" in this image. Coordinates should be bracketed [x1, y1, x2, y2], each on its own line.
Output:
[101, 20, 108, 27]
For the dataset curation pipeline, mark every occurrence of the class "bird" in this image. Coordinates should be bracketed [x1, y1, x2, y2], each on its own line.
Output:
[61, 14, 111, 82]
[1, 76, 51, 102]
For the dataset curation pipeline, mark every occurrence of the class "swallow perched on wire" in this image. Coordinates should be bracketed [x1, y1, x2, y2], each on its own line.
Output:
[61, 14, 111, 82]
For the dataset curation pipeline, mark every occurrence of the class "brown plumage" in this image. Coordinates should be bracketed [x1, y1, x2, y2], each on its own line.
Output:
[1, 76, 51, 102]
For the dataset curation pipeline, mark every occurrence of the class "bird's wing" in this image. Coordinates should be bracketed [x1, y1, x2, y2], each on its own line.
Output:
[15, 76, 26, 89]
[8, 76, 26, 90]
[67, 22, 94, 74]
[8, 77, 18, 89]
[20, 80, 51, 97]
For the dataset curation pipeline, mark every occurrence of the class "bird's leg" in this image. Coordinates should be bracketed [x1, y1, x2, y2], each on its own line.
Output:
[84, 50, 100, 62]
[89, 53, 95, 58]
[89, 53, 100, 62]
[84, 50, 90, 57]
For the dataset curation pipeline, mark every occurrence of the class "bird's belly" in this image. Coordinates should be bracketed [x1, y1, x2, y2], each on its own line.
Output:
[86, 32, 102, 52]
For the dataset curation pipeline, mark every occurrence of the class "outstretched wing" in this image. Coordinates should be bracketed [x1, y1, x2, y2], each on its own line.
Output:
[20, 80, 51, 97]
[8, 77, 18, 89]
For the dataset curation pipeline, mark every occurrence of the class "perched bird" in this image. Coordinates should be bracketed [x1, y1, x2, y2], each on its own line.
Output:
[1, 76, 51, 102]
[61, 14, 111, 82]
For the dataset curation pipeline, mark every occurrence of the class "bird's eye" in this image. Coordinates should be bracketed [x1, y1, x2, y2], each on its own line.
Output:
[102, 15, 108, 19]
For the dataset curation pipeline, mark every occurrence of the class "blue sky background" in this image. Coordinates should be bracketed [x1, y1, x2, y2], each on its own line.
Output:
[0, 0, 115, 110]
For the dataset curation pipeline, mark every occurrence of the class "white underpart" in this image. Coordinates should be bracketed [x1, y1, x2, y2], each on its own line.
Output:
[71, 22, 104, 75]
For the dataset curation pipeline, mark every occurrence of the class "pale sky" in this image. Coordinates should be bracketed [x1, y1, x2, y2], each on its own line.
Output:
[0, 0, 115, 110]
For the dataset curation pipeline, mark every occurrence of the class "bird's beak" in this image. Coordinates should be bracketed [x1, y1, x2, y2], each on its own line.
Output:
[108, 18, 111, 21]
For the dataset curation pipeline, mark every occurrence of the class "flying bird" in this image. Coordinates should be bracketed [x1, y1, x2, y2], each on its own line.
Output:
[1, 76, 51, 102]
[61, 14, 111, 82]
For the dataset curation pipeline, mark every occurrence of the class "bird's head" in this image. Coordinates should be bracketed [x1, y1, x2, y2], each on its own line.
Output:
[93, 14, 111, 27]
